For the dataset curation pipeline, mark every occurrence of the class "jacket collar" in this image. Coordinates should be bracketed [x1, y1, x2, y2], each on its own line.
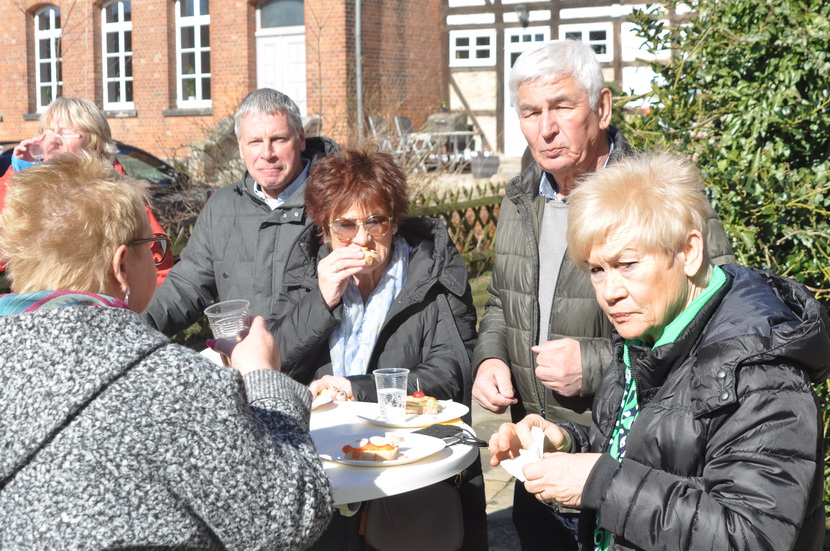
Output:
[619, 265, 830, 417]
[507, 125, 633, 203]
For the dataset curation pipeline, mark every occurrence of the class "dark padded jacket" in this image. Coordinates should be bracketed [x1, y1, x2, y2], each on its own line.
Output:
[143, 137, 338, 336]
[472, 127, 736, 424]
[570, 264, 830, 550]
[271, 217, 477, 405]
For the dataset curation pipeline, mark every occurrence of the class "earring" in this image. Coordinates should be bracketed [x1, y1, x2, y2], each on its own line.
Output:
[124, 286, 130, 305]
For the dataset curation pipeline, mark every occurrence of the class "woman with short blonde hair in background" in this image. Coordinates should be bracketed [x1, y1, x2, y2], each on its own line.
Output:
[489, 152, 830, 551]
[0, 97, 173, 287]
[0, 153, 332, 549]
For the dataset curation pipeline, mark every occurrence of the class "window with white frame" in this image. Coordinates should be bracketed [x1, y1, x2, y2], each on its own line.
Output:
[34, 6, 62, 112]
[175, 0, 211, 108]
[449, 29, 496, 67]
[102, 0, 134, 110]
[559, 23, 613, 63]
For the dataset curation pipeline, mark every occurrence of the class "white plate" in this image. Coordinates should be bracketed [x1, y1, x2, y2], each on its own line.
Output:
[311, 394, 334, 410]
[318, 433, 446, 467]
[355, 400, 469, 428]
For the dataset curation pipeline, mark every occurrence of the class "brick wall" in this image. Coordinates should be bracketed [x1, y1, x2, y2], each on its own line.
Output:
[305, 0, 443, 143]
[0, 0, 442, 159]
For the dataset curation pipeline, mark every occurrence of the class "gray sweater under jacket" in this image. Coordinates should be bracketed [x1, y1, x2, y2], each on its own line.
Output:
[0, 305, 332, 550]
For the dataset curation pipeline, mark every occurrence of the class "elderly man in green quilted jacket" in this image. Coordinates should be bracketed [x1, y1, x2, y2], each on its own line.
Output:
[471, 39, 735, 551]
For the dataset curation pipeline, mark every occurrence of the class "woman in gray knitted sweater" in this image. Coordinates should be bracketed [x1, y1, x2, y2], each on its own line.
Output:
[0, 153, 332, 549]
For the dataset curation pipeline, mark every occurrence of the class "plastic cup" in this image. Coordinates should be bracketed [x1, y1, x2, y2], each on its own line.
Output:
[28, 133, 63, 162]
[373, 368, 409, 423]
[204, 299, 250, 366]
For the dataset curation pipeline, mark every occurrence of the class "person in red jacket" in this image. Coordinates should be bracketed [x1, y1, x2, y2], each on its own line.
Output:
[0, 97, 173, 289]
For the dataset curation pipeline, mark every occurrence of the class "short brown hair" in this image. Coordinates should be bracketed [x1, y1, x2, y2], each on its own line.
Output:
[0, 152, 149, 294]
[304, 148, 409, 238]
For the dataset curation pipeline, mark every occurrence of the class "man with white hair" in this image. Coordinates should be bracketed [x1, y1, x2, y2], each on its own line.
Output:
[472, 40, 734, 549]
[144, 88, 337, 335]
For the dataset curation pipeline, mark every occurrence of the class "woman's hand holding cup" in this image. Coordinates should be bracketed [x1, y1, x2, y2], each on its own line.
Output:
[208, 316, 280, 376]
[13, 134, 63, 163]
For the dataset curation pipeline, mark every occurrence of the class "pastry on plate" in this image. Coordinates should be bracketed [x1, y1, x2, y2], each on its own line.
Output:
[405, 392, 443, 415]
[342, 436, 401, 461]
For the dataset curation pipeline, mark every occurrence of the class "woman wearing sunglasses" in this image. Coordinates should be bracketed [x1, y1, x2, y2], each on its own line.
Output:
[0, 97, 173, 289]
[272, 148, 487, 551]
[0, 153, 332, 548]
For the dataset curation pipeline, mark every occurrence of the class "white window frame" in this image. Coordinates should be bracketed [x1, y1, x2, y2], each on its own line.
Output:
[449, 29, 497, 68]
[34, 6, 62, 112]
[175, 0, 211, 109]
[558, 22, 614, 63]
[101, 0, 134, 111]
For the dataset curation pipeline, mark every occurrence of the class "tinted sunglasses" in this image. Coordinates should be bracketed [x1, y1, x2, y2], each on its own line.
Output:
[328, 215, 391, 240]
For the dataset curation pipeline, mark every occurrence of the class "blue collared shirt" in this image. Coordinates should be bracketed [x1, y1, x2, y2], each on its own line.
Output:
[252, 158, 310, 210]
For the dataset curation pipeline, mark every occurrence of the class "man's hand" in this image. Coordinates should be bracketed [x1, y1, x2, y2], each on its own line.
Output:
[473, 358, 518, 413]
[524, 452, 602, 509]
[532, 338, 583, 397]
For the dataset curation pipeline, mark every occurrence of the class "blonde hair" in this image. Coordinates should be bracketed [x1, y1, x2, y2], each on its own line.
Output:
[567, 152, 711, 269]
[40, 97, 119, 158]
[0, 152, 149, 294]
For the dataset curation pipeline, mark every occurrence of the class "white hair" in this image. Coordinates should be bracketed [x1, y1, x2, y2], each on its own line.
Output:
[508, 39, 605, 111]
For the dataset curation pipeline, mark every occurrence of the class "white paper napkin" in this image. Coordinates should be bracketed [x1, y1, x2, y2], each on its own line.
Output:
[498, 426, 546, 482]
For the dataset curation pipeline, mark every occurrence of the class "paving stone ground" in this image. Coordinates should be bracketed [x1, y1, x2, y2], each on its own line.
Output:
[437, 158, 525, 549]
[471, 402, 521, 550]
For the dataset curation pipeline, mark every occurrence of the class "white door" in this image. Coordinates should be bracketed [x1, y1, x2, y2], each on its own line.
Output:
[503, 27, 551, 157]
[256, 26, 307, 115]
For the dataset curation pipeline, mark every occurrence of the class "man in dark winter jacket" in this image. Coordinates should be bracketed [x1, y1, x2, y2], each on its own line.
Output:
[471, 40, 735, 550]
[143, 88, 337, 336]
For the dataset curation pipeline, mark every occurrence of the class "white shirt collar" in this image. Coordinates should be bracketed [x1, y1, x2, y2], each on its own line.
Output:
[252, 158, 310, 210]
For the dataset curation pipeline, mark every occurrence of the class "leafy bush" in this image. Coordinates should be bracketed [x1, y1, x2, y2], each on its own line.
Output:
[622, 0, 830, 304]
[619, 0, 830, 521]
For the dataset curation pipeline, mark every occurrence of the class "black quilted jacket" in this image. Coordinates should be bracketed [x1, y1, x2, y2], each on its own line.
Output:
[567, 264, 830, 550]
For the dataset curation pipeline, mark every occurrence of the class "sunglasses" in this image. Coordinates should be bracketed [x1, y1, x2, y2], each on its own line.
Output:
[328, 215, 391, 241]
[126, 233, 171, 266]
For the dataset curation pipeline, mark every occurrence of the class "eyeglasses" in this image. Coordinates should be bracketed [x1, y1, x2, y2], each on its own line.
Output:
[126, 233, 170, 266]
[329, 215, 391, 241]
[43, 128, 84, 140]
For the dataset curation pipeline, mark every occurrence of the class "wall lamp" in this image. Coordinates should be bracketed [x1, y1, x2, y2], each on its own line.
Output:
[516, 5, 530, 28]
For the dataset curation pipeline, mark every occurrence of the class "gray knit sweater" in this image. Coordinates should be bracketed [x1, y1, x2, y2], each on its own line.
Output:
[0, 305, 332, 549]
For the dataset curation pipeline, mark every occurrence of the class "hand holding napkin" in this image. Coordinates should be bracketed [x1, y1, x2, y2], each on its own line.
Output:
[498, 426, 546, 482]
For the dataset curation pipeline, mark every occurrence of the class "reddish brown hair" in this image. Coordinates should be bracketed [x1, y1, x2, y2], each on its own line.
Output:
[305, 148, 409, 235]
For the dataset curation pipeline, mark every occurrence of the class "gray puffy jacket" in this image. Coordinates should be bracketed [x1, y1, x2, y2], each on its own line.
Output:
[472, 127, 736, 424]
[144, 136, 338, 336]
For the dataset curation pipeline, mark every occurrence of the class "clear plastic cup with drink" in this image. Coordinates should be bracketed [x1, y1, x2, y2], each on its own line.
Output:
[373, 368, 409, 423]
[26, 133, 64, 162]
[204, 299, 250, 366]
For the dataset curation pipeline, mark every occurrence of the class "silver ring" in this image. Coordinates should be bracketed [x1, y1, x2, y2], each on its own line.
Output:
[543, 498, 561, 512]
[334, 261, 341, 273]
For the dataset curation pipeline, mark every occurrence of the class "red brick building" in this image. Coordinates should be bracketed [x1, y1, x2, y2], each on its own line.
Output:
[0, 0, 443, 159]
